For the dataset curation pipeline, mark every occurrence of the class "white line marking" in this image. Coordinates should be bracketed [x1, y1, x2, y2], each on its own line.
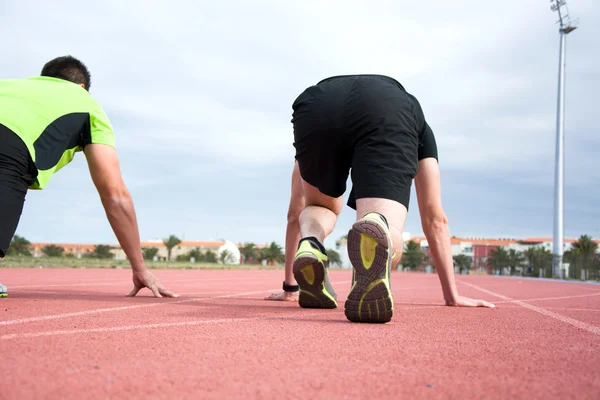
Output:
[0, 289, 280, 326]
[460, 281, 600, 336]
[500, 306, 600, 313]
[492, 292, 600, 304]
[0, 311, 330, 340]
[0, 280, 352, 327]
[10, 276, 264, 289]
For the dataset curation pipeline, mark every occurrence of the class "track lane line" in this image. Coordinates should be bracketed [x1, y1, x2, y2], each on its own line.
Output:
[459, 281, 600, 336]
[9, 276, 267, 289]
[490, 292, 600, 304]
[0, 311, 335, 341]
[0, 280, 352, 326]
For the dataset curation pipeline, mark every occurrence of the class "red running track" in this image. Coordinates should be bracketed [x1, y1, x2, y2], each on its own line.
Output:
[1, 268, 599, 399]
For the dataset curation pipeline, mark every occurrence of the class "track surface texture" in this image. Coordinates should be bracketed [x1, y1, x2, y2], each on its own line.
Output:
[1, 268, 599, 400]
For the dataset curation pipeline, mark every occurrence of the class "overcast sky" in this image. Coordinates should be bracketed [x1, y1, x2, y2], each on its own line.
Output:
[1, 0, 598, 249]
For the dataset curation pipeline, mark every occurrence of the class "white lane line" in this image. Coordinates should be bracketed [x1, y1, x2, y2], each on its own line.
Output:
[0, 311, 330, 341]
[492, 292, 600, 304]
[499, 306, 600, 313]
[0, 280, 352, 327]
[459, 281, 600, 336]
[0, 289, 280, 326]
[9, 276, 264, 289]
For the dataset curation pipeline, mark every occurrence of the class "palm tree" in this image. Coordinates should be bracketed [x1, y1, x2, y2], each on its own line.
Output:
[260, 242, 284, 265]
[487, 246, 509, 275]
[142, 247, 159, 261]
[507, 249, 524, 276]
[219, 250, 236, 265]
[163, 235, 181, 262]
[91, 245, 113, 259]
[239, 243, 260, 264]
[402, 240, 426, 271]
[570, 235, 598, 280]
[453, 254, 472, 274]
[327, 249, 342, 267]
[6, 235, 32, 256]
[205, 250, 218, 263]
[42, 245, 64, 257]
[523, 247, 553, 277]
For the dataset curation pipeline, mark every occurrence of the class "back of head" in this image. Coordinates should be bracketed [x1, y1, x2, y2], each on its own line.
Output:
[40, 55, 91, 91]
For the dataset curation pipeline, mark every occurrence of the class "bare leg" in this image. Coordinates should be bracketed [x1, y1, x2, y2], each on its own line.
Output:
[356, 197, 408, 267]
[345, 197, 408, 323]
[292, 179, 344, 309]
[265, 162, 304, 302]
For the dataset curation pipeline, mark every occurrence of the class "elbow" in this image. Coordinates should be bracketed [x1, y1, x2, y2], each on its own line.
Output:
[287, 209, 300, 225]
[422, 212, 448, 234]
[100, 186, 132, 206]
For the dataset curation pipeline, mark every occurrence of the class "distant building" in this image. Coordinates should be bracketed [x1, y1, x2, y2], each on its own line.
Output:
[29, 240, 242, 264]
[30, 243, 98, 258]
[112, 240, 242, 264]
[335, 234, 600, 274]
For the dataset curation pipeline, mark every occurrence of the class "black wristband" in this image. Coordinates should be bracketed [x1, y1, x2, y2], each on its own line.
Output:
[282, 281, 299, 292]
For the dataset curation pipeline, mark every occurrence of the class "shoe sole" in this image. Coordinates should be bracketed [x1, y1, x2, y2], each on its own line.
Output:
[345, 219, 393, 323]
[293, 254, 337, 309]
[0, 294, 6, 298]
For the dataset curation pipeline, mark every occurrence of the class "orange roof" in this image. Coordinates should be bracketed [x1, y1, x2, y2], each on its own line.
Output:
[31, 243, 98, 249]
[30, 243, 98, 252]
[138, 241, 225, 248]
[406, 237, 516, 246]
[521, 237, 600, 245]
[459, 238, 517, 246]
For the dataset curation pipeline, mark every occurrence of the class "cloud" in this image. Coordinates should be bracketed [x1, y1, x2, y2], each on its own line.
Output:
[1, 0, 598, 252]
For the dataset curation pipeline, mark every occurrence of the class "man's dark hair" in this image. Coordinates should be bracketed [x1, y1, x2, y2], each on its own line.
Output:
[40, 55, 91, 91]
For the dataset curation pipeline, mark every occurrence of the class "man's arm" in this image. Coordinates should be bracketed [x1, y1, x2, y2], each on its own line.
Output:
[415, 158, 494, 308]
[265, 161, 304, 301]
[83, 143, 178, 298]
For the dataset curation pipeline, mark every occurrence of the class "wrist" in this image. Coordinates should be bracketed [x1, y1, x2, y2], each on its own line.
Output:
[130, 260, 147, 273]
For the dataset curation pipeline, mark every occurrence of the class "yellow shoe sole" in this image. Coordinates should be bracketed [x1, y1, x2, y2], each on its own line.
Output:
[344, 217, 394, 323]
[293, 252, 337, 309]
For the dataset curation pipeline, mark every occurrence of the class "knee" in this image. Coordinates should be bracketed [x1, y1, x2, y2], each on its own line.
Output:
[390, 227, 404, 266]
[304, 201, 343, 217]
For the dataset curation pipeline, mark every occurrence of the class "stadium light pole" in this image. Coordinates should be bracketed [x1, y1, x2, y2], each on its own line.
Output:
[550, 0, 577, 279]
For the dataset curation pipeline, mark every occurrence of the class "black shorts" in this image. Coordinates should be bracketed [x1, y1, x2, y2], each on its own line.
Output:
[292, 74, 427, 210]
[0, 124, 37, 257]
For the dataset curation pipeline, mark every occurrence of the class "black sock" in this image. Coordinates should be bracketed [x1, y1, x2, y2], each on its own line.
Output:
[299, 236, 327, 254]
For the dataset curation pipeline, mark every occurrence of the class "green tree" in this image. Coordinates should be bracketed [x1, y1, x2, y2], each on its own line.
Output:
[507, 249, 524, 276]
[523, 247, 553, 277]
[91, 244, 113, 259]
[219, 250, 236, 265]
[402, 240, 426, 270]
[327, 249, 342, 267]
[5, 235, 32, 256]
[205, 250, 218, 263]
[260, 242, 284, 264]
[239, 243, 260, 264]
[569, 235, 598, 280]
[142, 247, 159, 261]
[487, 246, 509, 275]
[453, 254, 472, 274]
[163, 235, 182, 262]
[43, 245, 64, 257]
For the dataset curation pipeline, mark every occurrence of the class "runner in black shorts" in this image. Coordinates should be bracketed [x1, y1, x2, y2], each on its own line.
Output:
[290, 74, 443, 323]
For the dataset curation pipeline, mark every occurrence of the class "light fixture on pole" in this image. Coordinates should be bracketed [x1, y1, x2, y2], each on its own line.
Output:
[550, 0, 578, 279]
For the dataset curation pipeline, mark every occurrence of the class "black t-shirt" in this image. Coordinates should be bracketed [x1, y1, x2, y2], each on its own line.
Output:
[418, 122, 438, 161]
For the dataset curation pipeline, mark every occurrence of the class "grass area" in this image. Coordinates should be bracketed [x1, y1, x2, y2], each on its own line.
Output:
[0, 257, 281, 270]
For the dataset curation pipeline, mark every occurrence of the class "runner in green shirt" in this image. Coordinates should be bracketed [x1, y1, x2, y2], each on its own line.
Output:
[0, 55, 177, 299]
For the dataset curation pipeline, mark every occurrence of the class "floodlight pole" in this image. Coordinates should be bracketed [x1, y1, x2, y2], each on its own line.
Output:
[551, 0, 577, 279]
